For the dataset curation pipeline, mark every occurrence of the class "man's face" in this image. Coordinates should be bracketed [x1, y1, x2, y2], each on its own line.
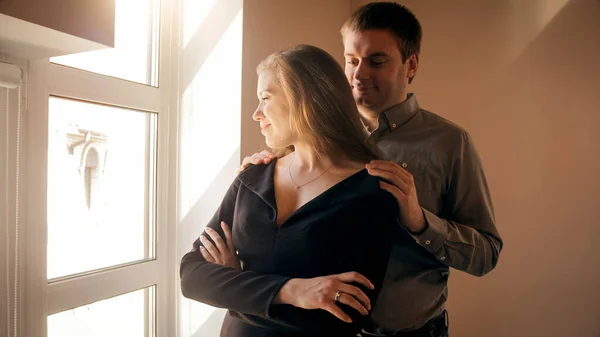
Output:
[343, 29, 418, 115]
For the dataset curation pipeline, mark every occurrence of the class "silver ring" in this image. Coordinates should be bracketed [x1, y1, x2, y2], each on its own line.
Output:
[334, 291, 342, 302]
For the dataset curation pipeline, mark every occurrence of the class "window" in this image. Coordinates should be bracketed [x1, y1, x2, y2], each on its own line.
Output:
[20, 0, 177, 336]
[48, 287, 155, 337]
[50, 0, 161, 86]
[47, 97, 157, 280]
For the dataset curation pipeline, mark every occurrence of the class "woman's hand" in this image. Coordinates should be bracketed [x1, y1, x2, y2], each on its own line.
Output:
[274, 272, 374, 323]
[199, 221, 241, 270]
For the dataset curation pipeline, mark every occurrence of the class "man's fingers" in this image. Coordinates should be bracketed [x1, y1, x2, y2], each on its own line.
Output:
[367, 168, 409, 192]
[337, 292, 369, 315]
[338, 283, 371, 311]
[251, 153, 270, 164]
[205, 228, 228, 255]
[199, 235, 222, 264]
[322, 302, 353, 323]
[259, 150, 275, 159]
[336, 272, 374, 289]
[199, 246, 216, 263]
[241, 156, 255, 167]
[368, 160, 411, 180]
[380, 181, 406, 202]
[221, 222, 235, 253]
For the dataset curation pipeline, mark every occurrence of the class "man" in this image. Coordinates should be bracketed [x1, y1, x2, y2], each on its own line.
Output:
[215, 2, 503, 336]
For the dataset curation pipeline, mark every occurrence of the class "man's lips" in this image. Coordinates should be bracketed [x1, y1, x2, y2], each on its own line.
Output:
[354, 85, 375, 92]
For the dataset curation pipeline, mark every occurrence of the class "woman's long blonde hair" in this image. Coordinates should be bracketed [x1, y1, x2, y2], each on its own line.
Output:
[257, 44, 380, 165]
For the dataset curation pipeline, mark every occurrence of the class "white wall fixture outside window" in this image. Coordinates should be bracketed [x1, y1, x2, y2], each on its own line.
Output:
[17, 0, 179, 336]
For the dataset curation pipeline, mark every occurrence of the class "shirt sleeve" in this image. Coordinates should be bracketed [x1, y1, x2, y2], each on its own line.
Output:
[413, 131, 503, 276]
[179, 178, 291, 317]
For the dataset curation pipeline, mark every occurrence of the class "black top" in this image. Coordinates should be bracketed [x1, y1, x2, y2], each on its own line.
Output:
[180, 160, 398, 337]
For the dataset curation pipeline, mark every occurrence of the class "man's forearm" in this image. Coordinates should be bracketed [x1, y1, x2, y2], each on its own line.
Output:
[413, 209, 502, 276]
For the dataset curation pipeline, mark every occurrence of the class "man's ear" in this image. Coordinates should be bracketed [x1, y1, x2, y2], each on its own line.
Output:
[407, 54, 419, 80]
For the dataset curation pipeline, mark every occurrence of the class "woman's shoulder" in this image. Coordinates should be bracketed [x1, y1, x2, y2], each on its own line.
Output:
[236, 159, 277, 189]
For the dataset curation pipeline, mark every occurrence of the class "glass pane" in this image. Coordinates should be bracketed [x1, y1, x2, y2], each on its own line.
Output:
[48, 287, 155, 337]
[50, 0, 160, 86]
[47, 97, 157, 280]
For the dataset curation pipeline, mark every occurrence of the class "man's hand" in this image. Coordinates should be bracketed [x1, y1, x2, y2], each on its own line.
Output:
[366, 160, 427, 233]
[274, 272, 374, 323]
[237, 150, 275, 174]
[199, 221, 241, 270]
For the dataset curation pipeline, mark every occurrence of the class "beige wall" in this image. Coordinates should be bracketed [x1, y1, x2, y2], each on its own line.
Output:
[0, 0, 115, 47]
[349, 1, 599, 336]
[240, 0, 351, 160]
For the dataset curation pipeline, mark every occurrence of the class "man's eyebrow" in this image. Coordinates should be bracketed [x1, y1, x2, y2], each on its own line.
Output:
[369, 52, 390, 57]
[343, 52, 391, 57]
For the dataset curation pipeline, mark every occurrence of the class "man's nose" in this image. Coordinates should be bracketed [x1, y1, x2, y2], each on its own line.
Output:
[354, 61, 371, 81]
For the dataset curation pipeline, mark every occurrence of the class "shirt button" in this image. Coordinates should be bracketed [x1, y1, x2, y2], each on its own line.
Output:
[392, 123, 397, 129]
[425, 240, 431, 245]
[401, 162, 408, 168]
[440, 256, 446, 261]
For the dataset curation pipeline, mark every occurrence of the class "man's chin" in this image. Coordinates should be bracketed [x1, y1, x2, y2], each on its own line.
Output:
[356, 97, 377, 108]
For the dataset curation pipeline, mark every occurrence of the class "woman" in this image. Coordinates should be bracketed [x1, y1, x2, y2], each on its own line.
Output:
[180, 45, 398, 337]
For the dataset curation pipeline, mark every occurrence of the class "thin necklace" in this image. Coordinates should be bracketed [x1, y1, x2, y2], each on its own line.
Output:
[288, 154, 333, 189]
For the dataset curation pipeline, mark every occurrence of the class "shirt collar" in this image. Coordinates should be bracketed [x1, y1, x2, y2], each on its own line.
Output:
[378, 93, 421, 132]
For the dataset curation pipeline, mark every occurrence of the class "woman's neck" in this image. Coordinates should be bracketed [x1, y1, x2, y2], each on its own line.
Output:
[291, 143, 332, 172]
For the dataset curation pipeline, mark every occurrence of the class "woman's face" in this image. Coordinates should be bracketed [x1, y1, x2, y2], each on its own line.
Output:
[253, 71, 295, 149]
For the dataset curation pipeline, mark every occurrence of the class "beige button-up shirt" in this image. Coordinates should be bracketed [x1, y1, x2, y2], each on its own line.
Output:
[364, 94, 503, 334]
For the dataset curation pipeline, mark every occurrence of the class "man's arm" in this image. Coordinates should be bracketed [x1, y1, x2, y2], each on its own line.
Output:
[414, 131, 502, 276]
[367, 131, 502, 277]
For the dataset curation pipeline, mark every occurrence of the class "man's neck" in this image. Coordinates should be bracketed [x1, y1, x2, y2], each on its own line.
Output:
[358, 95, 411, 132]
[360, 113, 379, 133]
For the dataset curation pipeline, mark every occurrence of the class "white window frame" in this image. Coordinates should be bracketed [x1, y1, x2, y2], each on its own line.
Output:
[18, 0, 180, 336]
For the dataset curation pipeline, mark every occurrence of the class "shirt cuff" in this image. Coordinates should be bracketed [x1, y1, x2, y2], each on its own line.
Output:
[265, 277, 293, 319]
[411, 208, 448, 255]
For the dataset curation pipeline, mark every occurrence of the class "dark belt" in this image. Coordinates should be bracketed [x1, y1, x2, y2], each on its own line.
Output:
[361, 310, 448, 337]
[393, 310, 448, 337]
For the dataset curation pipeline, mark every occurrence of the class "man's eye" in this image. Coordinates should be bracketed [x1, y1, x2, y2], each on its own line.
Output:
[346, 60, 359, 65]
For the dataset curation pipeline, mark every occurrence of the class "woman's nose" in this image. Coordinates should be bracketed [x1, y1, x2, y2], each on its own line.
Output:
[252, 105, 264, 121]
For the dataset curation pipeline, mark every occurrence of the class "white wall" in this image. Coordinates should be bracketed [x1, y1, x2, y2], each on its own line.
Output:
[349, 1, 600, 336]
[177, 0, 243, 336]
